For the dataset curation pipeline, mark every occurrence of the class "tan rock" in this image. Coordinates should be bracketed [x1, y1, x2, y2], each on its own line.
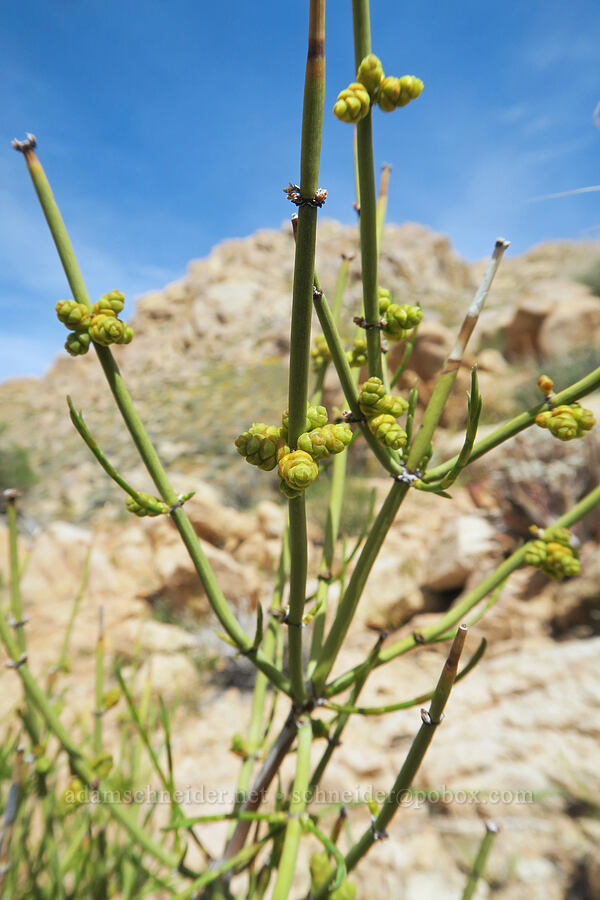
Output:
[421, 514, 499, 592]
[539, 292, 600, 357]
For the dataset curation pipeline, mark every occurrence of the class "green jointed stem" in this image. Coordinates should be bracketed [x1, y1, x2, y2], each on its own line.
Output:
[5, 494, 26, 656]
[67, 397, 167, 510]
[332, 254, 353, 324]
[352, 0, 382, 380]
[352, 0, 371, 63]
[270, 716, 313, 900]
[287, 0, 325, 447]
[287, 497, 308, 701]
[285, 0, 326, 706]
[355, 115, 380, 378]
[93, 608, 104, 755]
[389, 324, 420, 389]
[5, 492, 41, 748]
[311, 479, 410, 696]
[462, 822, 500, 900]
[15, 141, 289, 698]
[376, 164, 391, 254]
[15, 143, 92, 309]
[324, 637, 485, 715]
[308, 632, 385, 799]
[308, 261, 354, 669]
[55, 548, 90, 677]
[307, 446, 348, 670]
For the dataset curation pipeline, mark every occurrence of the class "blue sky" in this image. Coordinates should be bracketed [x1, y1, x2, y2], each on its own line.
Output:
[2, 0, 599, 381]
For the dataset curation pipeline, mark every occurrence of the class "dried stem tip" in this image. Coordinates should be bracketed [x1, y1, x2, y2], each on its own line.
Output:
[11, 134, 37, 153]
[2, 489, 20, 503]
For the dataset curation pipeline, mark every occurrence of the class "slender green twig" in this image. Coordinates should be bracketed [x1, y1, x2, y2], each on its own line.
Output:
[5, 491, 26, 656]
[351, 0, 382, 381]
[376, 164, 391, 255]
[68, 397, 180, 513]
[287, 496, 308, 702]
[308, 631, 386, 798]
[93, 607, 104, 756]
[308, 267, 356, 668]
[270, 716, 313, 900]
[313, 627, 468, 897]
[462, 821, 500, 900]
[49, 545, 91, 688]
[332, 253, 354, 325]
[13, 137, 289, 697]
[414, 366, 482, 495]
[285, 0, 326, 706]
[307, 450, 348, 671]
[323, 637, 485, 715]
[303, 817, 347, 892]
[389, 323, 420, 389]
[4, 489, 40, 747]
[310, 478, 410, 696]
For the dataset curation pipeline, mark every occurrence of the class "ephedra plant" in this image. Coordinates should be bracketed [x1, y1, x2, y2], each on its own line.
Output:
[3, 2, 600, 898]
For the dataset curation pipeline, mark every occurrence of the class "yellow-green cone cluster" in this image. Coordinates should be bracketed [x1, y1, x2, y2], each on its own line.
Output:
[377, 74, 423, 112]
[297, 423, 352, 460]
[278, 450, 319, 497]
[235, 424, 284, 472]
[536, 404, 595, 441]
[356, 54, 385, 97]
[126, 492, 169, 517]
[346, 336, 367, 368]
[534, 374, 595, 441]
[333, 81, 371, 123]
[524, 525, 580, 580]
[235, 405, 353, 499]
[358, 377, 407, 450]
[56, 290, 133, 356]
[379, 288, 423, 340]
[281, 404, 328, 437]
[334, 54, 423, 123]
[311, 334, 332, 370]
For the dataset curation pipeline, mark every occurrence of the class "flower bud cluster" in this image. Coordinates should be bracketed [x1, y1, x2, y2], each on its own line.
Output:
[378, 288, 423, 341]
[524, 525, 580, 580]
[535, 404, 595, 441]
[358, 377, 408, 450]
[333, 54, 423, 124]
[56, 290, 133, 356]
[235, 404, 353, 499]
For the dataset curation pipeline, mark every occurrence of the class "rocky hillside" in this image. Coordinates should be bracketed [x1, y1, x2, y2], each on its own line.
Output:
[2, 222, 600, 897]
[2, 219, 600, 527]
